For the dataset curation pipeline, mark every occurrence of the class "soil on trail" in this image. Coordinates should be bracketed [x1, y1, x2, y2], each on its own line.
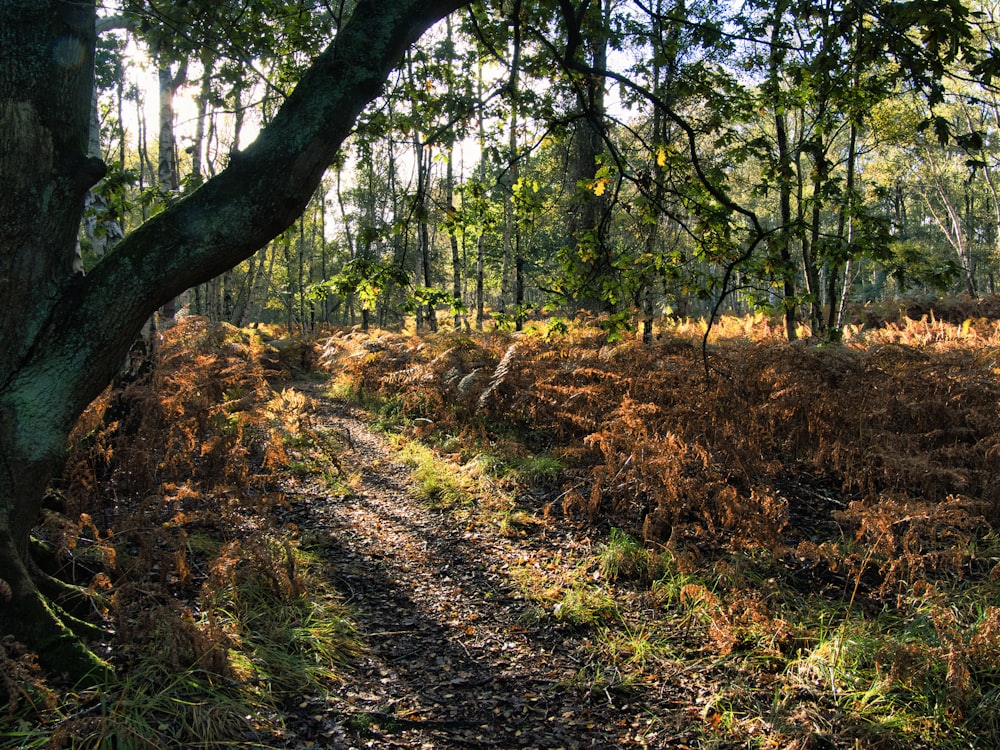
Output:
[281, 382, 703, 749]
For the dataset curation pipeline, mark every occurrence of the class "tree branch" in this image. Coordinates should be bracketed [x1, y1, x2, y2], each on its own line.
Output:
[44, 0, 473, 422]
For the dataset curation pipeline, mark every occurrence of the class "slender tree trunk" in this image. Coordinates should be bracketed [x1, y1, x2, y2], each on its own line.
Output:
[768, 0, 797, 341]
[282, 233, 295, 330]
[231, 253, 257, 326]
[298, 214, 308, 333]
[775, 119, 796, 340]
[405, 50, 437, 331]
[827, 121, 858, 335]
[155, 48, 187, 320]
[252, 243, 279, 323]
[192, 57, 217, 316]
[319, 186, 329, 324]
[335, 165, 358, 325]
[475, 60, 487, 330]
[501, 1, 521, 316]
[447, 150, 463, 329]
[155, 49, 186, 197]
[81, 88, 125, 264]
[222, 270, 234, 321]
[642, 6, 666, 345]
[804, 141, 826, 334]
[515, 229, 525, 331]
[920, 168, 977, 297]
[420, 147, 437, 331]
[136, 86, 152, 222]
[977, 99, 1000, 280]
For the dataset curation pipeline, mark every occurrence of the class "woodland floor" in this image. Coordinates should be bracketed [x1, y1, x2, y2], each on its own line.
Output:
[16, 313, 995, 748]
[278, 380, 710, 749]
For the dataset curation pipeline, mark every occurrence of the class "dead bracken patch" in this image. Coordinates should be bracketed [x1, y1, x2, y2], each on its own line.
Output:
[5, 314, 1000, 748]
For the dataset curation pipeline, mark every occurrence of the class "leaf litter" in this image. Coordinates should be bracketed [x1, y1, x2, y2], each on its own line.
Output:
[280, 380, 701, 749]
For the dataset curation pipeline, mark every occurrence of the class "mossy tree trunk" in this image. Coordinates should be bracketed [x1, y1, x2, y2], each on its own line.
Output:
[0, 0, 469, 683]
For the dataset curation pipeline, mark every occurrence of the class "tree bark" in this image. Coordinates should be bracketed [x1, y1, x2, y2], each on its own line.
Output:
[563, 0, 611, 313]
[501, 2, 522, 316]
[767, 0, 798, 341]
[0, 0, 110, 681]
[475, 59, 487, 331]
[0, 0, 470, 681]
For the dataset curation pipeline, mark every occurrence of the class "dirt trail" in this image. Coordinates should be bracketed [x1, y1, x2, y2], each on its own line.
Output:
[281, 381, 701, 749]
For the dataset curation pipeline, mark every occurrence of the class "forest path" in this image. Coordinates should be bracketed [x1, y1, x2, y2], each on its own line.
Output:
[280, 379, 702, 749]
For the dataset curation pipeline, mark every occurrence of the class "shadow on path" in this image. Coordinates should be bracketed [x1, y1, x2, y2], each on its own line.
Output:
[279, 384, 693, 749]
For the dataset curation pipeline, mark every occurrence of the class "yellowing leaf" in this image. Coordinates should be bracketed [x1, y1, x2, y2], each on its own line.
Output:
[593, 178, 607, 196]
[656, 147, 667, 167]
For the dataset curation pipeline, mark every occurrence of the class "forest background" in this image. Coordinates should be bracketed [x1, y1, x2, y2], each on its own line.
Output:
[83, 0, 1000, 341]
[6, 0, 1000, 747]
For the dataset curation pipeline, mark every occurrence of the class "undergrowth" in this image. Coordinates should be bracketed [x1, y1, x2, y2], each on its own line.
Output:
[3, 318, 356, 749]
[7, 306, 1000, 748]
[319, 309, 1000, 748]
[320, 313, 1000, 588]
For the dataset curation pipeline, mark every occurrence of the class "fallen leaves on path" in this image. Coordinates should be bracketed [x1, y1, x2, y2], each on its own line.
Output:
[279, 382, 707, 749]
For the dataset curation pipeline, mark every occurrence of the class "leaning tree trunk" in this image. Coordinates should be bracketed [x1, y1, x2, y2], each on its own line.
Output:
[0, 0, 469, 682]
[0, 1, 112, 680]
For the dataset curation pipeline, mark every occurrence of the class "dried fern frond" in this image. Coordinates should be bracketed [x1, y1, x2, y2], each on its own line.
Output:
[477, 343, 518, 413]
[383, 347, 459, 387]
[383, 363, 426, 386]
[457, 368, 486, 399]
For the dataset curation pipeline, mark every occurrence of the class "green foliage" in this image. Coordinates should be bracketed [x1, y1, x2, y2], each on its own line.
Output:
[82, 0, 1000, 339]
[320, 258, 410, 313]
[209, 538, 359, 694]
[552, 584, 618, 626]
[397, 440, 476, 509]
[599, 528, 653, 583]
[508, 452, 564, 484]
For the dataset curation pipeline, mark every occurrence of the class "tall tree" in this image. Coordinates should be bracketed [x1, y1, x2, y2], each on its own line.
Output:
[561, 0, 614, 312]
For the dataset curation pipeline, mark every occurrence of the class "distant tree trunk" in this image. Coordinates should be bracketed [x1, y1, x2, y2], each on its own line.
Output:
[78, 18, 134, 268]
[317, 186, 329, 324]
[827, 121, 858, 335]
[476, 233, 486, 330]
[81, 89, 125, 265]
[155, 46, 187, 320]
[231, 252, 258, 326]
[767, 0, 798, 341]
[447, 150, 463, 329]
[156, 55, 183, 199]
[298, 213, 308, 333]
[335, 164, 357, 325]
[920, 170, 978, 298]
[475, 60, 487, 330]
[191, 54, 216, 316]
[281, 232, 295, 330]
[642, 7, 666, 346]
[420, 148, 437, 331]
[222, 269, 234, 321]
[563, 0, 611, 312]
[501, 1, 521, 317]
[966, 99, 1000, 285]
[804, 140, 827, 335]
[515, 239, 525, 330]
